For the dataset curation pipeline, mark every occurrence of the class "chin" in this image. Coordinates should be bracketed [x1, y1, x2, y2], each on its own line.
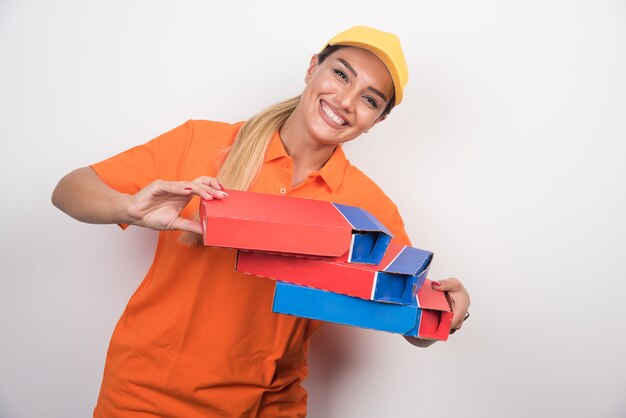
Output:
[309, 127, 350, 147]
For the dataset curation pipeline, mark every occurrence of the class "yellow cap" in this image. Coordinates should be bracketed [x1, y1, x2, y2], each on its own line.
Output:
[323, 26, 409, 105]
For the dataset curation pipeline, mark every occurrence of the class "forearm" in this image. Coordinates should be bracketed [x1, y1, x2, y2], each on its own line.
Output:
[51, 166, 132, 225]
[404, 336, 436, 348]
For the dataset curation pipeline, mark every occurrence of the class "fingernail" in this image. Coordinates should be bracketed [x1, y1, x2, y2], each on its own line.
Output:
[432, 281, 441, 287]
[220, 191, 228, 196]
[217, 182, 224, 190]
[184, 187, 192, 191]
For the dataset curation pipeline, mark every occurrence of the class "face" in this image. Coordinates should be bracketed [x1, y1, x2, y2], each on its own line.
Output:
[297, 46, 394, 147]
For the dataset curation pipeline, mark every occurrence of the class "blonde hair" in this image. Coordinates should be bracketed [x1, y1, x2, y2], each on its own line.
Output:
[218, 95, 301, 190]
[179, 95, 301, 245]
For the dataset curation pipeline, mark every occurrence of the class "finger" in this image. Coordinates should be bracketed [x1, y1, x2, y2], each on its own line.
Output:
[452, 316, 467, 331]
[431, 277, 462, 292]
[182, 182, 227, 200]
[194, 182, 228, 199]
[192, 176, 226, 193]
[449, 294, 470, 331]
[151, 180, 199, 199]
[172, 216, 203, 234]
[451, 314, 466, 331]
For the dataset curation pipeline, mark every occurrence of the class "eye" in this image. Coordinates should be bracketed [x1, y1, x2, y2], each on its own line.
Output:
[334, 69, 348, 82]
[363, 96, 379, 109]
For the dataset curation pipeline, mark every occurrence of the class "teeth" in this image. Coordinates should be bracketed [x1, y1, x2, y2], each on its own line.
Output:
[321, 102, 346, 126]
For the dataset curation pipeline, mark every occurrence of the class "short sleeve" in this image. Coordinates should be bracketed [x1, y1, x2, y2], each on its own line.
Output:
[382, 206, 412, 247]
[91, 120, 195, 195]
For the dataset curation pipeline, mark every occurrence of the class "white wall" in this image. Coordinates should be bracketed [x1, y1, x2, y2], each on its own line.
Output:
[1, 1, 625, 417]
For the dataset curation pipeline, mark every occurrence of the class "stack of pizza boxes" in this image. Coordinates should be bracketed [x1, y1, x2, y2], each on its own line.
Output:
[200, 190, 453, 341]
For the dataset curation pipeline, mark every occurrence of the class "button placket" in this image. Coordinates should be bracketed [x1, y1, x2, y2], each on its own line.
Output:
[277, 157, 292, 196]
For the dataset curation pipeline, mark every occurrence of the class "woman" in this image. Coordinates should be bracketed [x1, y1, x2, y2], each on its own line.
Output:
[52, 26, 470, 418]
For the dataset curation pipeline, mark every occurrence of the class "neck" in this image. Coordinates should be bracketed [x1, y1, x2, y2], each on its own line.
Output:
[279, 110, 337, 187]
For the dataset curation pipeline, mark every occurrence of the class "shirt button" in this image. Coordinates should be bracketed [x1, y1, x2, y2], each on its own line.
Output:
[279, 187, 287, 195]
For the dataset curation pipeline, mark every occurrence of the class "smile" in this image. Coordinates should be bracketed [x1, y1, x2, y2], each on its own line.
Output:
[320, 100, 348, 127]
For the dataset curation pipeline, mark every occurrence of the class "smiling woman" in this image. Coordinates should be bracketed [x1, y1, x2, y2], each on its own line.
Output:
[51, 25, 470, 417]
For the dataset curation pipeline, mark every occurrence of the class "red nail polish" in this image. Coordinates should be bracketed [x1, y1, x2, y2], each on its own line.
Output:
[184, 187, 192, 191]
[432, 281, 441, 287]
[218, 182, 224, 190]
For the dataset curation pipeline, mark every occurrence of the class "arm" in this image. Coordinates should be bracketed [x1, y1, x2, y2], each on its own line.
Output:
[52, 167, 133, 225]
[51, 166, 225, 233]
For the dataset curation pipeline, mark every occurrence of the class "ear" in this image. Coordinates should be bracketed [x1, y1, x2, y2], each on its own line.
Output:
[305, 55, 319, 84]
[364, 114, 387, 133]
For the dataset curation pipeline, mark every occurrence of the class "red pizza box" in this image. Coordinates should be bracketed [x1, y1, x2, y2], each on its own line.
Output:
[236, 242, 433, 305]
[200, 190, 392, 264]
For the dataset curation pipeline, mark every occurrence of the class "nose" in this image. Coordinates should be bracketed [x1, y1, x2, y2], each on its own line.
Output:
[336, 87, 359, 113]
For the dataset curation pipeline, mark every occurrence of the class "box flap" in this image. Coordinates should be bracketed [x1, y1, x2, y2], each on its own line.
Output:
[416, 280, 452, 312]
[332, 203, 392, 235]
[332, 203, 393, 265]
[417, 309, 453, 341]
[405, 280, 453, 340]
[382, 243, 433, 276]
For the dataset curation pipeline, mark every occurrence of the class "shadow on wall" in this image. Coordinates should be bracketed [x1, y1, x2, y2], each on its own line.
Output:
[305, 323, 367, 417]
[0, 396, 9, 418]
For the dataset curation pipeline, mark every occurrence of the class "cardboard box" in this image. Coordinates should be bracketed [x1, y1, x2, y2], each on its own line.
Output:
[237, 242, 433, 305]
[272, 279, 453, 340]
[200, 190, 392, 264]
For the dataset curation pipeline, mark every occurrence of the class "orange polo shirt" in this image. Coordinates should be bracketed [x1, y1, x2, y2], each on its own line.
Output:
[91, 120, 410, 417]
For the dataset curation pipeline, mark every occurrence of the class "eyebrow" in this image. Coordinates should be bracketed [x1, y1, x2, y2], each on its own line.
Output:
[338, 58, 358, 77]
[337, 58, 389, 103]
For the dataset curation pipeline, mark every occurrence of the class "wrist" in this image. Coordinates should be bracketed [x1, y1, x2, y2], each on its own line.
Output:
[112, 193, 136, 225]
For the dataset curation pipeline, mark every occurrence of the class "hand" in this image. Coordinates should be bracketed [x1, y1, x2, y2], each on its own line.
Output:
[432, 278, 470, 334]
[127, 176, 226, 234]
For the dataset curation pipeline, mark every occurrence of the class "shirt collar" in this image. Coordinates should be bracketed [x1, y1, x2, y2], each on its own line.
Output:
[317, 145, 348, 192]
[263, 130, 288, 163]
[263, 131, 348, 192]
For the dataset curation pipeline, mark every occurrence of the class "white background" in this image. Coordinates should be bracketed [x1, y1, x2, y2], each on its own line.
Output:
[1, 1, 625, 417]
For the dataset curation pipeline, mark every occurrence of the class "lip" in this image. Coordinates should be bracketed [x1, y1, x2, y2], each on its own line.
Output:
[318, 100, 351, 129]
